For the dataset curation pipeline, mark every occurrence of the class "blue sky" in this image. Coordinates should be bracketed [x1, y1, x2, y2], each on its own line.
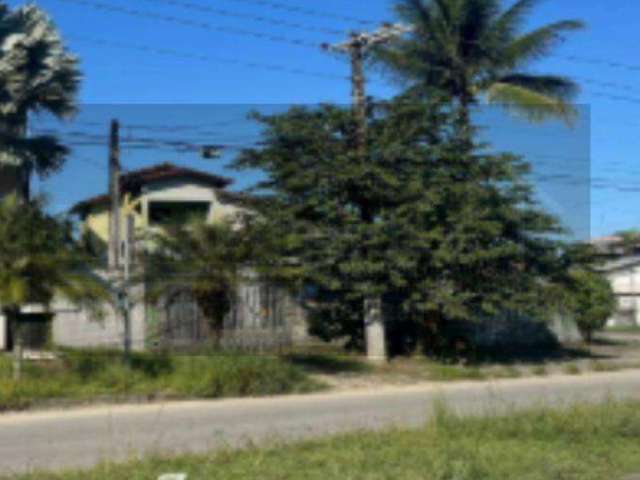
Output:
[10, 0, 640, 239]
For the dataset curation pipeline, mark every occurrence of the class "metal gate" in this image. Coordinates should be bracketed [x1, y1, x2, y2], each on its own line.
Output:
[163, 290, 204, 347]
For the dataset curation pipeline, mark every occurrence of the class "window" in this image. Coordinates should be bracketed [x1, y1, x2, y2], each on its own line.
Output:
[148, 201, 210, 225]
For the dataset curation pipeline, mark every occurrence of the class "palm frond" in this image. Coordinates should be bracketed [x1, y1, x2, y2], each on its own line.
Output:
[460, 0, 500, 47]
[498, 73, 579, 101]
[485, 81, 577, 124]
[502, 20, 585, 68]
[491, 0, 540, 42]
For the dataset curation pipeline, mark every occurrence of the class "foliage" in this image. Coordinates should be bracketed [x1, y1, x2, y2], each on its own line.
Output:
[232, 97, 570, 353]
[0, 194, 107, 311]
[0, 1, 81, 194]
[0, 349, 320, 411]
[375, 0, 584, 123]
[0, 195, 108, 378]
[232, 100, 439, 350]
[9, 400, 640, 480]
[564, 269, 617, 343]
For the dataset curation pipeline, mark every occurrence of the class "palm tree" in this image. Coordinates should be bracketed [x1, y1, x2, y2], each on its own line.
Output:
[143, 217, 279, 346]
[375, 0, 584, 124]
[0, 195, 107, 380]
[0, 2, 81, 199]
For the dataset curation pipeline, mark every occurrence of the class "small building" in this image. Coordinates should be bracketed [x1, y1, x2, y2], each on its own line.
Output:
[598, 256, 640, 327]
[592, 234, 640, 327]
[46, 162, 309, 352]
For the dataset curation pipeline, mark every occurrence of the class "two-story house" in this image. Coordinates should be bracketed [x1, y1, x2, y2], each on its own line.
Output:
[49, 162, 308, 353]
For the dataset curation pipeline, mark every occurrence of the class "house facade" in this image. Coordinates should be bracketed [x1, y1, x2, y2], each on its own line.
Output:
[592, 235, 640, 327]
[598, 256, 640, 327]
[72, 162, 246, 255]
[48, 162, 310, 352]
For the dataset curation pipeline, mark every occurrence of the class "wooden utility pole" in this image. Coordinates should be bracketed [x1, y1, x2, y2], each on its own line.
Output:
[106, 119, 131, 362]
[108, 119, 121, 271]
[122, 214, 134, 363]
[322, 24, 411, 363]
[322, 23, 412, 160]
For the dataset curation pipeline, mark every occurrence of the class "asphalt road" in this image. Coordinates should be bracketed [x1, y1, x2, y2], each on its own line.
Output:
[2, 370, 640, 475]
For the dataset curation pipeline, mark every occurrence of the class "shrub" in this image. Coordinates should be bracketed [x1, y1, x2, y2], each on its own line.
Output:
[565, 270, 616, 343]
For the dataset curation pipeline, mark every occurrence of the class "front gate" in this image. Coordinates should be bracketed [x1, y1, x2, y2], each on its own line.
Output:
[163, 290, 206, 348]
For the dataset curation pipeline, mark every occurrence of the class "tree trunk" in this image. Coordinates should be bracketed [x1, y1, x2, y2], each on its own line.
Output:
[10, 113, 30, 202]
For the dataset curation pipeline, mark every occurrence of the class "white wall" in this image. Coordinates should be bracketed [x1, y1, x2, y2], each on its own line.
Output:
[142, 179, 243, 224]
[605, 266, 640, 326]
[51, 284, 146, 351]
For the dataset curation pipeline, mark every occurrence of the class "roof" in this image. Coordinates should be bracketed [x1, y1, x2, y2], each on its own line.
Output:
[597, 255, 640, 272]
[590, 235, 622, 247]
[72, 162, 233, 214]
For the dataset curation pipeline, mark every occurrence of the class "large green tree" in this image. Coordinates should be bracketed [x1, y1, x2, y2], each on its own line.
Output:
[375, 0, 583, 124]
[385, 101, 571, 354]
[232, 103, 419, 355]
[0, 2, 81, 199]
[0, 195, 107, 380]
[232, 96, 569, 356]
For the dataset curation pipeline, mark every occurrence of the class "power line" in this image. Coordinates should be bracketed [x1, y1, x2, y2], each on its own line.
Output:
[68, 35, 346, 81]
[218, 0, 377, 26]
[589, 91, 640, 105]
[143, 0, 345, 36]
[556, 54, 640, 72]
[56, 0, 320, 49]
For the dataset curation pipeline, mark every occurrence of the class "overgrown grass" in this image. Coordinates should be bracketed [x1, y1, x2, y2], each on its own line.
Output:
[562, 363, 582, 375]
[605, 324, 640, 333]
[531, 365, 548, 376]
[7, 400, 640, 480]
[424, 362, 487, 381]
[0, 350, 321, 411]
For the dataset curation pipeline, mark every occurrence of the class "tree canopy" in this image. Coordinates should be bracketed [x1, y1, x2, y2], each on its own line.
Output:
[231, 96, 571, 352]
[0, 2, 81, 197]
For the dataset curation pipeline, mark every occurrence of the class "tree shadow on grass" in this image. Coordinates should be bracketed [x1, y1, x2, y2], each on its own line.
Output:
[465, 344, 611, 366]
[284, 353, 372, 374]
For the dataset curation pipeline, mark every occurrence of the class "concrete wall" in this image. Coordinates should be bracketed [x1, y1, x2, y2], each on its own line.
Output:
[51, 284, 146, 351]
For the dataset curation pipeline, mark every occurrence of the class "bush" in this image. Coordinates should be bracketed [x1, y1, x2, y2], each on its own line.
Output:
[565, 270, 616, 343]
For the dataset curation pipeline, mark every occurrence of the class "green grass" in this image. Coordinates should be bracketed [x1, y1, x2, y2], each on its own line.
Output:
[531, 365, 548, 376]
[7, 400, 640, 480]
[424, 362, 487, 381]
[605, 324, 640, 333]
[0, 350, 321, 412]
[562, 363, 582, 375]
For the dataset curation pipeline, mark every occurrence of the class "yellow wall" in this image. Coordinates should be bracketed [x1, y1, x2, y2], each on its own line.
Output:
[82, 192, 146, 244]
[81, 188, 244, 244]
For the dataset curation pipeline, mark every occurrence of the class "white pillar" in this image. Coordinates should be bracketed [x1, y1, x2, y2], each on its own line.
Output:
[0, 313, 7, 351]
[364, 297, 387, 362]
